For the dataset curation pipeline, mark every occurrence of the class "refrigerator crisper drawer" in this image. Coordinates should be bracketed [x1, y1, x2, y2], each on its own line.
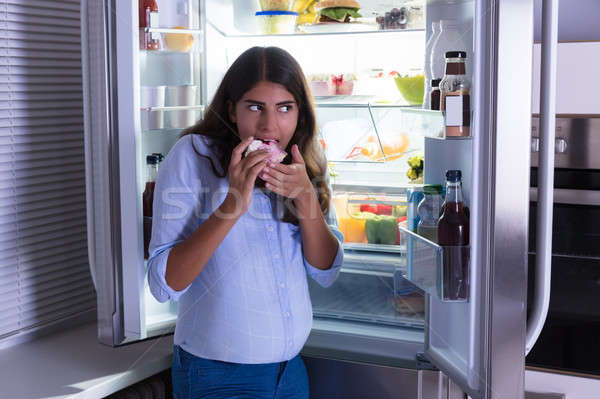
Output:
[309, 252, 425, 330]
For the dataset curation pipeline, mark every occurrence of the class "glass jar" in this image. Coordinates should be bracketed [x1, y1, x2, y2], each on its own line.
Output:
[439, 51, 471, 137]
[430, 20, 468, 80]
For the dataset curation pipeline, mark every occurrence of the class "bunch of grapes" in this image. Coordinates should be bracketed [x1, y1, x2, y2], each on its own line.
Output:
[376, 7, 408, 30]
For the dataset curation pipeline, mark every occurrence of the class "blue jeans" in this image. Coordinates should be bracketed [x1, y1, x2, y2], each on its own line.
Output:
[171, 345, 310, 399]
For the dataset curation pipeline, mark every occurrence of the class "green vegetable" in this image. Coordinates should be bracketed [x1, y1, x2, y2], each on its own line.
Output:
[393, 205, 407, 217]
[407, 168, 419, 181]
[407, 154, 424, 182]
[366, 215, 398, 245]
[320, 7, 362, 21]
[407, 154, 423, 169]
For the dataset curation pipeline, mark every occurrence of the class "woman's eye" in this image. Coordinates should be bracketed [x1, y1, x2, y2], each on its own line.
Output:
[249, 104, 262, 112]
[278, 105, 292, 112]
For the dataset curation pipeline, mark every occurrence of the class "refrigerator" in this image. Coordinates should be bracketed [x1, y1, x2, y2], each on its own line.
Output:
[81, 0, 558, 397]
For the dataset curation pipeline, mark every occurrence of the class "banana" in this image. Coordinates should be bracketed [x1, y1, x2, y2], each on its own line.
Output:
[293, 0, 317, 14]
[292, 0, 311, 13]
[296, 10, 317, 25]
[295, 0, 318, 25]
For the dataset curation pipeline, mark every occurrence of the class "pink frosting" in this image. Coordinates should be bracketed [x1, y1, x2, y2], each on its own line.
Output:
[244, 139, 287, 163]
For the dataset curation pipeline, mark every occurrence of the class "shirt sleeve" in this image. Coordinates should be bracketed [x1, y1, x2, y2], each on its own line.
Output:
[146, 135, 205, 303]
[303, 173, 344, 288]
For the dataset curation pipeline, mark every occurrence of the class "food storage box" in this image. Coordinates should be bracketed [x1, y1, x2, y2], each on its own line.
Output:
[333, 191, 407, 247]
[259, 0, 294, 11]
[255, 11, 298, 34]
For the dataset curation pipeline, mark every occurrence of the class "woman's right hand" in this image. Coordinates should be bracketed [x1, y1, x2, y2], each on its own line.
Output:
[219, 136, 270, 219]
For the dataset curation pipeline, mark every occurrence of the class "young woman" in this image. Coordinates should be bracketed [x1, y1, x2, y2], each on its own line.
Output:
[147, 46, 344, 398]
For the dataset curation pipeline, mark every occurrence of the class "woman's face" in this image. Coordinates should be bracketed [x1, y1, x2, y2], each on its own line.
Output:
[229, 80, 299, 151]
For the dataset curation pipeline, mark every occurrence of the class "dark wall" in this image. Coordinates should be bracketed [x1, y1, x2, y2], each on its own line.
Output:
[534, 0, 600, 42]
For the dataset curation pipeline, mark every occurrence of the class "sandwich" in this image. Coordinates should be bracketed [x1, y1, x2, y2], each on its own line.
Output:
[314, 0, 361, 23]
[244, 138, 287, 163]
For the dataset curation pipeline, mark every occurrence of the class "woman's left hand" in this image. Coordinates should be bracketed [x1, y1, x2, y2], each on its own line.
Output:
[261, 144, 316, 207]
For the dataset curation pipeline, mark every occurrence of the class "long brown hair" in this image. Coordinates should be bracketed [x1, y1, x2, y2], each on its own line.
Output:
[181, 46, 330, 224]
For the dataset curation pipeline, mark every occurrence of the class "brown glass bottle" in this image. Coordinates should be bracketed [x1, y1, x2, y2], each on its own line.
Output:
[440, 51, 470, 137]
[437, 170, 469, 300]
[430, 78, 441, 110]
[143, 154, 162, 259]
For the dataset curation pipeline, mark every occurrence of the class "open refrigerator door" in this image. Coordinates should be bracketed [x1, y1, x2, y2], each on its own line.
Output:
[82, 0, 206, 345]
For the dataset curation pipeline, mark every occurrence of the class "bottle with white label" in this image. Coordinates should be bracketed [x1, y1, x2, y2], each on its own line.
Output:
[440, 51, 470, 137]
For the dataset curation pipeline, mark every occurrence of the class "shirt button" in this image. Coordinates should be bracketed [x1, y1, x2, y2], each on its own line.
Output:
[267, 225, 274, 232]
[280, 282, 285, 288]
[274, 254, 280, 259]
[285, 312, 290, 317]
[288, 340, 293, 346]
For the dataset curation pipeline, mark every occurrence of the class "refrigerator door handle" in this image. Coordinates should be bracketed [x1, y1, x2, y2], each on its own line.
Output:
[526, 0, 558, 355]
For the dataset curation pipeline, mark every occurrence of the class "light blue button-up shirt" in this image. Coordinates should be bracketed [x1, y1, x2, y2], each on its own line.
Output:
[147, 134, 343, 364]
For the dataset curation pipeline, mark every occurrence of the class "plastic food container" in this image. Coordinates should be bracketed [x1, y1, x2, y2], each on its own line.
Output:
[140, 86, 165, 131]
[307, 74, 332, 97]
[166, 85, 198, 106]
[164, 27, 194, 52]
[310, 80, 332, 96]
[329, 73, 356, 95]
[259, 0, 293, 11]
[140, 86, 166, 108]
[255, 11, 298, 34]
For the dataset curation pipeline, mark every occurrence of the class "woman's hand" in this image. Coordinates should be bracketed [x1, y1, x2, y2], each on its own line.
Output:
[220, 136, 271, 219]
[261, 144, 319, 219]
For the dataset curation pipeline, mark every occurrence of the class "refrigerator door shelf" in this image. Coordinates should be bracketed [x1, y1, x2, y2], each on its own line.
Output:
[141, 105, 205, 112]
[140, 108, 203, 131]
[141, 28, 203, 54]
[399, 226, 470, 302]
[144, 27, 203, 35]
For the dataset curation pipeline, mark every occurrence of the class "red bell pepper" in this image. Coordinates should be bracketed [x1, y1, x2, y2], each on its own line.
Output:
[376, 204, 393, 215]
[359, 204, 378, 214]
[360, 204, 394, 215]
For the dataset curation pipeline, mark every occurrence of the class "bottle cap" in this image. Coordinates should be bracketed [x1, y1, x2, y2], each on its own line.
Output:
[423, 184, 443, 195]
[152, 152, 165, 162]
[445, 51, 467, 59]
[446, 170, 462, 182]
[431, 78, 441, 87]
[146, 154, 160, 165]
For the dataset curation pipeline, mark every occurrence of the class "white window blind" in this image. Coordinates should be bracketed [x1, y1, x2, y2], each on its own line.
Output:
[0, 0, 96, 341]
